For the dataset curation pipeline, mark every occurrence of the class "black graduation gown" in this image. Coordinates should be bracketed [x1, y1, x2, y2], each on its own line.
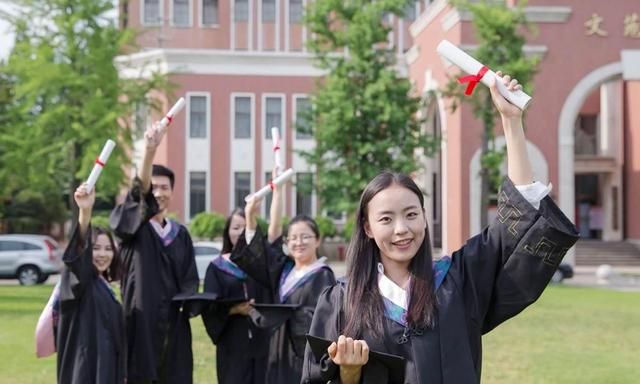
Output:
[57, 225, 125, 384]
[231, 229, 337, 384]
[302, 177, 580, 384]
[202, 257, 270, 384]
[110, 178, 199, 384]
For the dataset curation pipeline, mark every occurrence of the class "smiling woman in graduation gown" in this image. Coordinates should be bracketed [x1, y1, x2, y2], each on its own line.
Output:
[301, 74, 580, 384]
[57, 184, 125, 384]
[231, 181, 336, 384]
[201, 208, 270, 384]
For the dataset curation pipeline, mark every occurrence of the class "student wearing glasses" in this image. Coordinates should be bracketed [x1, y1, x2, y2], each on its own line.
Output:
[230, 175, 336, 384]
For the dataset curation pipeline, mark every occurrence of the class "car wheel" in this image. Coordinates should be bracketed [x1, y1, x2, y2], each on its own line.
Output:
[17, 265, 41, 286]
[37, 274, 49, 284]
[551, 270, 564, 284]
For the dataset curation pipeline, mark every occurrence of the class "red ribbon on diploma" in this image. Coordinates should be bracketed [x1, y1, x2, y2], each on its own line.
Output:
[458, 66, 489, 96]
[166, 115, 173, 124]
[269, 180, 275, 190]
[95, 158, 105, 167]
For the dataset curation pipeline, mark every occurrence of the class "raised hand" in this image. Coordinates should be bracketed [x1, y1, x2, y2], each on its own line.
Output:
[490, 71, 523, 120]
[144, 121, 167, 151]
[74, 183, 95, 212]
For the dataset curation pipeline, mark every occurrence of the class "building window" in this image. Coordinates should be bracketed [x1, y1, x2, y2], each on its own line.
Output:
[289, 0, 303, 23]
[234, 172, 252, 208]
[296, 172, 313, 216]
[575, 114, 599, 156]
[190, 172, 207, 218]
[295, 97, 312, 139]
[143, 0, 161, 24]
[262, 0, 276, 22]
[202, 0, 218, 25]
[189, 95, 207, 138]
[265, 97, 282, 139]
[134, 102, 149, 137]
[234, 0, 249, 22]
[234, 96, 252, 139]
[173, 0, 190, 26]
[404, 1, 418, 22]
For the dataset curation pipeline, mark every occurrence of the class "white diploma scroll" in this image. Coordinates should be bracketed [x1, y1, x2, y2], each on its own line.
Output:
[245, 168, 295, 202]
[158, 97, 186, 131]
[271, 127, 282, 174]
[86, 139, 116, 192]
[436, 40, 532, 110]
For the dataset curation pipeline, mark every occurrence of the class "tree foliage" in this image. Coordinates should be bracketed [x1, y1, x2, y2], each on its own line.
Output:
[0, 0, 169, 232]
[442, 0, 538, 226]
[302, 0, 438, 214]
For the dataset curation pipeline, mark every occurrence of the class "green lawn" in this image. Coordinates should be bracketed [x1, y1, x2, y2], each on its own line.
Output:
[0, 284, 638, 383]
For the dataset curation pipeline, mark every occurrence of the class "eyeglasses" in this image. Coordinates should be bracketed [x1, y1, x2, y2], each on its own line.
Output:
[285, 234, 316, 244]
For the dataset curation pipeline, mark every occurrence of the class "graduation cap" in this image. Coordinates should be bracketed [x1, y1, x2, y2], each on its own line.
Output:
[172, 292, 247, 317]
[305, 335, 406, 384]
[248, 303, 300, 330]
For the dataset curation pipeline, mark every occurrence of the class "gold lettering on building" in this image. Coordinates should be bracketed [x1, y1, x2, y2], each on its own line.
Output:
[585, 13, 608, 37]
[624, 13, 640, 38]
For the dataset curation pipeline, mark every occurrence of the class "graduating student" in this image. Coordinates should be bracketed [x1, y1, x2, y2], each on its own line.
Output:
[231, 176, 336, 384]
[301, 73, 580, 384]
[201, 206, 270, 384]
[110, 122, 199, 384]
[56, 184, 125, 383]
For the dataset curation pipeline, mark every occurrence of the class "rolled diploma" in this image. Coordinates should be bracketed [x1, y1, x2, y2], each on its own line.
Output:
[245, 168, 295, 202]
[436, 40, 532, 110]
[271, 127, 282, 173]
[86, 139, 116, 192]
[158, 97, 186, 130]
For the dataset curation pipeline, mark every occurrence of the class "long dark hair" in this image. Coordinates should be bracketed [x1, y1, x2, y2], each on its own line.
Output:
[222, 208, 245, 254]
[343, 172, 437, 338]
[92, 226, 121, 282]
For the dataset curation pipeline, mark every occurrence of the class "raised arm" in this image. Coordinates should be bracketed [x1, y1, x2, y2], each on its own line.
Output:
[139, 121, 166, 193]
[268, 168, 284, 243]
[75, 183, 94, 242]
[490, 71, 533, 185]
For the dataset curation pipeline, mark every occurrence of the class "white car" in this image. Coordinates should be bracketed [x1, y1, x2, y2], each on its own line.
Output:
[0, 234, 63, 285]
[194, 241, 222, 280]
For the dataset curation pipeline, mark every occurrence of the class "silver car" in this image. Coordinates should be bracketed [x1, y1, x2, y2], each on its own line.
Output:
[194, 241, 222, 280]
[0, 234, 63, 285]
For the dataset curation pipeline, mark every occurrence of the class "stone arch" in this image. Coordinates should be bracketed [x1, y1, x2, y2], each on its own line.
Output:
[469, 138, 549, 236]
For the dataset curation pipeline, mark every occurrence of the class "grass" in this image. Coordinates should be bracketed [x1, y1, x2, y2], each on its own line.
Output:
[0, 284, 638, 383]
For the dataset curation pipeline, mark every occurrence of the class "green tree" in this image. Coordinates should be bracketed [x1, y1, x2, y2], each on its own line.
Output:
[315, 215, 337, 239]
[0, 0, 168, 232]
[189, 212, 226, 240]
[303, 0, 437, 214]
[442, 0, 538, 227]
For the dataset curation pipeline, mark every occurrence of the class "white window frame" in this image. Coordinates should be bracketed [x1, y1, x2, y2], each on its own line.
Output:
[186, 92, 211, 139]
[262, 93, 286, 140]
[170, 0, 193, 27]
[231, 93, 255, 140]
[140, 0, 164, 26]
[199, 0, 220, 27]
[293, 171, 316, 217]
[187, 171, 208, 220]
[292, 94, 313, 140]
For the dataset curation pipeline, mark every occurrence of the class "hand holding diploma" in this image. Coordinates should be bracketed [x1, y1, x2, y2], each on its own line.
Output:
[244, 168, 295, 202]
[144, 98, 186, 150]
[436, 40, 532, 110]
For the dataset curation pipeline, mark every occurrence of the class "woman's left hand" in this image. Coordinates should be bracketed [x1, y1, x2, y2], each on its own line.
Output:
[490, 71, 523, 120]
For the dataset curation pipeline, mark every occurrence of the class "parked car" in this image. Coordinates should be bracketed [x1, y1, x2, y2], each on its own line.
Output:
[0, 234, 63, 285]
[551, 263, 574, 283]
[194, 241, 222, 280]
